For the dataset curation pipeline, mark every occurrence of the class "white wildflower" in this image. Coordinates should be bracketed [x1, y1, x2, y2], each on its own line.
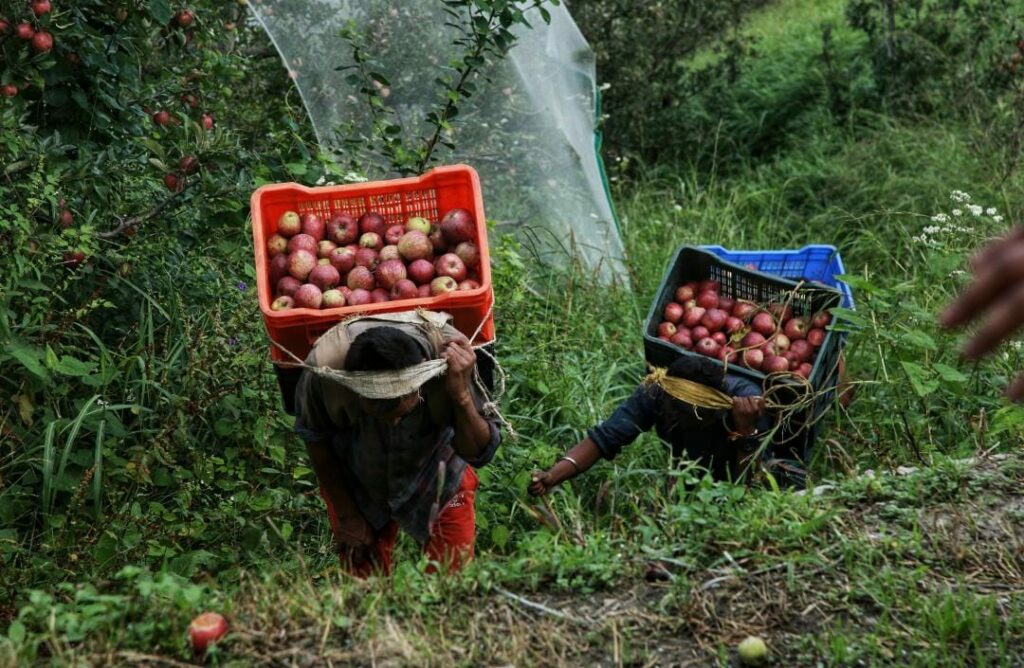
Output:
[673, 204, 683, 212]
[968, 204, 983, 216]
[952, 209, 963, 217]
[986, 207, 997, 216]
[993, 215, 1004, 223]
[950, 190, 972, 203]
[931, 213, 949, 223]
[949, 269, 967, 277]
[923, 225, 941, 235]
[600, 82, 612, 91]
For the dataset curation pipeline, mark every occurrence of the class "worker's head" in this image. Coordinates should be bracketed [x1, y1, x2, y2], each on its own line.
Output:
[345, 326, 426, 419]
[660, 355, 727, 434]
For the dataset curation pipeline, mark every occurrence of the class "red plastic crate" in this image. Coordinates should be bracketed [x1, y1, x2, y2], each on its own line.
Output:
[251, 165, 495, 364]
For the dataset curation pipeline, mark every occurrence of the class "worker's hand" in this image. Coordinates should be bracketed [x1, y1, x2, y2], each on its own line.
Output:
[527, 469, 556, 497]
[940, 225, 1024, 401]
[334, 514, 375, 567]
[731, 396, 764, 434]
[442, 338, 477, 404]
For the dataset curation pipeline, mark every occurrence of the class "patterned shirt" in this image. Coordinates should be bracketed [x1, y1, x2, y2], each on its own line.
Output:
[293, 320, 501, 544]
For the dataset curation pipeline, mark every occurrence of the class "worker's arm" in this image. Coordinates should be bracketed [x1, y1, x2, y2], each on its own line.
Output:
[442, 338, 496, 461]
[528, 384, 658, 496]
[294, 368, 373, 563]
[305, 439, 374, 564]
[940, 224, 1024, 401]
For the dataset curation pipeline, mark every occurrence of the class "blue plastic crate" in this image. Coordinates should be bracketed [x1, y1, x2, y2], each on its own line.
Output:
[699, 244, 855, 310]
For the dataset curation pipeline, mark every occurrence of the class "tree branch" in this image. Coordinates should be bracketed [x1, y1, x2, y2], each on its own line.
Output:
[99, 180, 195, 238]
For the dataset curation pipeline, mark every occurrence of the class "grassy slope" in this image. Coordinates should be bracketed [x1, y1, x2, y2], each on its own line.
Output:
[4, 0, 1024, 665]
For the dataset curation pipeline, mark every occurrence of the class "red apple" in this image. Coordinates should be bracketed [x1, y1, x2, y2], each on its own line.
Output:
[188, 612, 228, 655]
[682, 307, 706, 329]
[317, 240, 337, 259]
[277, 211, 301, 237]
[287, 250, 316, 280]
[695, 337, 722, 358]
[458, 279, 481, 291]
[696, 290, 719, 309]
[175, 9, 195, 27]
[347, 266, 375, 291]
[16, 22, 34, 41]
[354, 247, 379, 270]
[718, 296, 735, 313]
[398, 230, 432, 261]
[300, 213, 324, 241]
[789, 339, 813, 362]
[429, 227, 447, 253]
[795, 363, 813, 379]
[406, 216, 432, 234]
[435, 253, 467, 282]
[768, 302, 794, 322]
[266, 234, 288, 257]
[287, 234, 317, 255]
[391, 279, 418, 300]
[293, 284, 323, 309]
[63, 250, 86, 268]
[271, 295, 294, 311]
[359, 232, 383, 251]
[783, 350, 802, 369]
[329, 247, 356, 274]
[358, 212, 387, 236]
[761, 342, 778, 357]
[407, 258, 435, 285]
[163, 173, 182, 193]
[417, 284, 432, 298]
[31, 30, 53, 53]
[454, 241, 480, 268]
[725, 316, 745, 334]
[179, 155, 199, 175]
[430, 276, 458, 295]
[701, 308, 728, 332]
[733, 300, 758, 320]
[670, 331, 693, 349]
[201, 114, 214, 130]
[384, 224, 405, 245]
[370, 288, 391, 303]
[783, 316, 809, 341]
[691, 326, 710, 341]
[699, 279, 720, 293]
[31, 1, 51, 17]
[664, 302, 684, 324]
[741, 332, 766, 349]
[440, 208, 475, 245]
[807, 328, 826, 347]
[742, 348, 764, 370]
[773, 333, 791, 353]
[327, 213, 359, 245]
[762, 355, 790, 374]
[675, 283, 696, 302]
[812, 312, 832, 329]
[1, 84, 18, 98]
[322, 289, 346, 308]
[751, 312, 776, 336]
[339, 287, 353, 302]
[308, 264, 341, 291]
[657, 321, 677, 338]
[268, 254, 289, 286]
[712, 332, 727, 346]
[348, 288, 372, 306]
[377, 245, 399, 262]
[375, 259, 407, 290]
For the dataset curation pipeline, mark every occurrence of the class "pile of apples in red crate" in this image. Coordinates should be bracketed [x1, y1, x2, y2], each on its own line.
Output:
[267, 208, 482, 310]
[655, 279, 832, 378]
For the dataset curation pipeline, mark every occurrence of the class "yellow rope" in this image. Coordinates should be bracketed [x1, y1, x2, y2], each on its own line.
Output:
[643, 367, 734, 410]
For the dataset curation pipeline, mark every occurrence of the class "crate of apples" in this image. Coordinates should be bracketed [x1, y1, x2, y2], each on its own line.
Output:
[655, 278, 832, 379]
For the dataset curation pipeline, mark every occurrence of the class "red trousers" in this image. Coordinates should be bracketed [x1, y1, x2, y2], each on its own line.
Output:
[321, 466, 478, 577]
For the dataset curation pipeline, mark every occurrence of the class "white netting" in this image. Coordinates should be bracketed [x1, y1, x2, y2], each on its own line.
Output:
[247, 0, 626, 282]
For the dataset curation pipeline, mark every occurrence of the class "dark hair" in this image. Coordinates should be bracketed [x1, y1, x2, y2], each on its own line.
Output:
[344, 326, 425, 372]
[660, 355, 727, 435]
